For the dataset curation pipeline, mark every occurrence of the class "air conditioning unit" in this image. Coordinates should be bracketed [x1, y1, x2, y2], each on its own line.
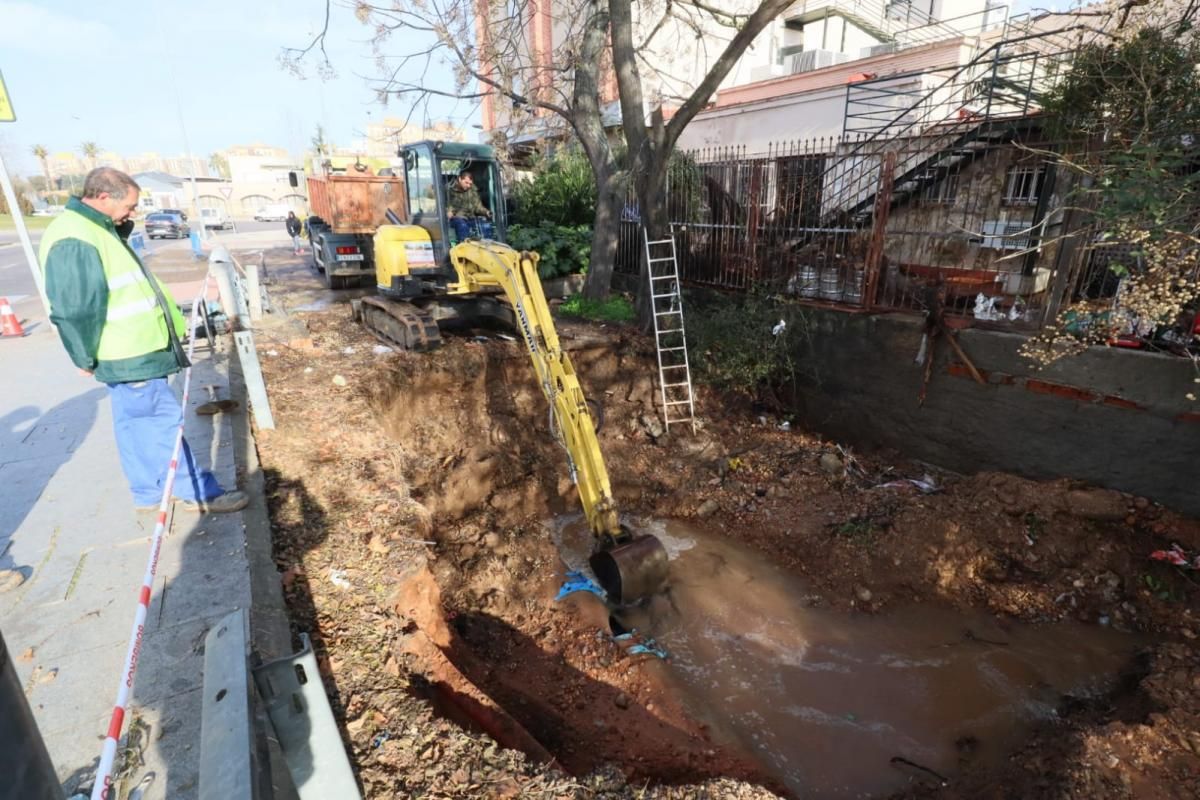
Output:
[788, 49, 852, 74]
[980, 220, 1032, 250]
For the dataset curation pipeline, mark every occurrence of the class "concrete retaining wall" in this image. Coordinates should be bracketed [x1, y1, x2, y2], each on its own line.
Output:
[787, 308, 1200, 515]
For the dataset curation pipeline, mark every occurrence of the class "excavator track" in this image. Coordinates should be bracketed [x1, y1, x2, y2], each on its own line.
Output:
[354, 296, 443, 352]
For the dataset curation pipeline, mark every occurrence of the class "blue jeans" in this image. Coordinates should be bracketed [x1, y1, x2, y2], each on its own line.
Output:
[107, 378, 224, 505]
[449, 217, 494, 242]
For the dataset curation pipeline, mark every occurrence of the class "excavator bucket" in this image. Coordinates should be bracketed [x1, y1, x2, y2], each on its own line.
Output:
[589, 535, 670, 605]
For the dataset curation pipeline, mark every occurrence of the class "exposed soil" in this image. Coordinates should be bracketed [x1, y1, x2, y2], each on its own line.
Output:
[251, 255, 1200, 798]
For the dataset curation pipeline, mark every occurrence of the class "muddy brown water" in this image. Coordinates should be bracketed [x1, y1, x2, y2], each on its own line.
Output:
[553, 517, 1146, 799]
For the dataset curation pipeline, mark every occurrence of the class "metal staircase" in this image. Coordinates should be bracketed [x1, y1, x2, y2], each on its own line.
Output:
[645, 229, 696, 433]
[784, 0, 974, 54]
[824, 13, 1095, 228]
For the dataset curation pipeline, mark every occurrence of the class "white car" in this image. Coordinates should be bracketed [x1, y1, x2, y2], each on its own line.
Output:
[199, 207, 233, 230]
[254, 205, 292, 222]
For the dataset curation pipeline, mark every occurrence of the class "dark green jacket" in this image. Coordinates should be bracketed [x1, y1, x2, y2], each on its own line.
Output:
[446, 181, 488, 218]
[40, 197, 187, 384]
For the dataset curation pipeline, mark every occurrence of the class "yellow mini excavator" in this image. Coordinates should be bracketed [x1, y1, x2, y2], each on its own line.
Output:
[352, 140, 668, 604]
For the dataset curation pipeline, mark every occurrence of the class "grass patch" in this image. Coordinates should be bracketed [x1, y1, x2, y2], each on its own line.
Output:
[557, 293, 635, 323]
[0, 214, 54, 232]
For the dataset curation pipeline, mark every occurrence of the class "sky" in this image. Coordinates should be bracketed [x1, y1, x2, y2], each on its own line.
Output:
[0, 0, 481, 178]
[0, 0, 1068, 180]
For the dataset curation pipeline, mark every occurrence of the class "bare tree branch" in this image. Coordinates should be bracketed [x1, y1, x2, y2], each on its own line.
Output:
[662, 0, 793, 151]
[280, 0, 336, 78]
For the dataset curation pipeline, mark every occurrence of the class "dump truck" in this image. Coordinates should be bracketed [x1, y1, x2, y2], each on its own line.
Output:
[303, 166, 406, 289]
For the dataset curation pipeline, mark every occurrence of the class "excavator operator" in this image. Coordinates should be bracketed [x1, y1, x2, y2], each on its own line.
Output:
[446, 168, 493, 242]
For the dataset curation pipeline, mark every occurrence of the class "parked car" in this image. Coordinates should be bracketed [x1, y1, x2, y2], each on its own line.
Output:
[254, 204, 292, 222]
[199, 207, 233, 230]
[144, 212, 191, 239]
[159, 208, 188, 221]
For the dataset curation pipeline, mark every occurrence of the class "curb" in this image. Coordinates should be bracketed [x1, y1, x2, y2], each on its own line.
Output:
[228, 346, 292, 661]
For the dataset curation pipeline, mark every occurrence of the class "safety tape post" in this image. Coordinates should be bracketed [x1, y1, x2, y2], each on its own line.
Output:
[91, 279, 211, 800]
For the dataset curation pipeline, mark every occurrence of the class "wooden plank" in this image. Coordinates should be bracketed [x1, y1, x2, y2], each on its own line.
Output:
[862, 151, 896, 308]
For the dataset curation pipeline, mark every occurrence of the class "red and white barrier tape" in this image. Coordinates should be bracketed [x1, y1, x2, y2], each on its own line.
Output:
[92, 279, 211, 800]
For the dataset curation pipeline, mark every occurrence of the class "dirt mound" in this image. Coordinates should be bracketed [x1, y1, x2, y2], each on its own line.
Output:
[254, 304, 1200, 799]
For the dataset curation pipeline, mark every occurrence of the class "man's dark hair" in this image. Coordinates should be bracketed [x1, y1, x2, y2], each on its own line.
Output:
[82, 167, 140, 199]
[458, 167, 473, 178]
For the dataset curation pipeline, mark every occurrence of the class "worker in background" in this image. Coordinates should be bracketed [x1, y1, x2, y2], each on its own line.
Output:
[38, 167, 248, 514]
[446, 168, 492, 241]
[285, 211, 303, 255]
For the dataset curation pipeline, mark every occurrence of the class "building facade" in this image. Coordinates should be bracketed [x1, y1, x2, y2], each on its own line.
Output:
[353, 118, 464, 159]
[210, 144, 307, 217]
[477, 0, 1006, 145]
[46, 151, 210, 183]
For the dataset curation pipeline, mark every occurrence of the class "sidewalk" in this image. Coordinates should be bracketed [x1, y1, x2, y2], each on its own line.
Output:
[0, 281, 265, 798]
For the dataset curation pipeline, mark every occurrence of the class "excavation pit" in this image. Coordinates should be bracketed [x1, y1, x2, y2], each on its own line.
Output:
[252, 304, 1199, 798]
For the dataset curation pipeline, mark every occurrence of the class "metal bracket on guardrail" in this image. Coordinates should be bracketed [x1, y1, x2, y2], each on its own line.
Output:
[252, 634, 361, 800]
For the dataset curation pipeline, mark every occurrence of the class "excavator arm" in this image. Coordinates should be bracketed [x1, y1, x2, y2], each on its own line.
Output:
[448, 240, 622, 543]
[447, 240, 668, 602]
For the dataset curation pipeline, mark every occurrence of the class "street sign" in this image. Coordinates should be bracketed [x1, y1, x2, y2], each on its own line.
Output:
[0, 71, 14, 122]
[219, 186, 233, 199]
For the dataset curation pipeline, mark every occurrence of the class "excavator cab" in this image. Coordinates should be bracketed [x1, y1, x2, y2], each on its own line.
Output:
[389, 141, 509, 291]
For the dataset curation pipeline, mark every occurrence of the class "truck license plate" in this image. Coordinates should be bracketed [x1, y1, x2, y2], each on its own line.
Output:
[336, 254, 365, 262]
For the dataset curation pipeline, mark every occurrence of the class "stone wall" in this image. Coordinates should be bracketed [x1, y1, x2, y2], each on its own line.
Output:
[786, 307, 1200, 514]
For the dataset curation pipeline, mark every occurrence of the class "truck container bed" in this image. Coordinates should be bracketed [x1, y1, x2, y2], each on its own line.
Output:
[307, 173, 407, 234]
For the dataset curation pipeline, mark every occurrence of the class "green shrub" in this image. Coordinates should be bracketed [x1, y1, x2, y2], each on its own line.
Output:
[685, 290, 816, 403]
[0, 189, 33, 216]
[558, 294, 635, 323]
[507, 222, 592, 279]
[510, 149, 596, 227]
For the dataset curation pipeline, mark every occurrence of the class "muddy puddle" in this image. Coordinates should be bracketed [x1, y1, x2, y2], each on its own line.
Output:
[554, 518, 1146, 798]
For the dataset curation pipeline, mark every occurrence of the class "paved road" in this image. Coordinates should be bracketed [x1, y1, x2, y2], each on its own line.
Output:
[0, 219, 285, 312]
[0, 231, 43, 309]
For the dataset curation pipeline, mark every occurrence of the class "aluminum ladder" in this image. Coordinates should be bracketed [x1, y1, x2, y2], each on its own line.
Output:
[644, 228, 696, 433]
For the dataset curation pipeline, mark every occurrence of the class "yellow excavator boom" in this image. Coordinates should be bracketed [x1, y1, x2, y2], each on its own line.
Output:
[447, 240, 625, 543]
[366, 217, 668, 603]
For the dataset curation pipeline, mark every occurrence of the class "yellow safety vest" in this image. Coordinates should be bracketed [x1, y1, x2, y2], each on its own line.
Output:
[39, 208, 185, 361]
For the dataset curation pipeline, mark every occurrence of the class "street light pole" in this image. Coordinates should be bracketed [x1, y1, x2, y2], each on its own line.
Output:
[176, 107, 203, 242]
[0, 150, 50, 316]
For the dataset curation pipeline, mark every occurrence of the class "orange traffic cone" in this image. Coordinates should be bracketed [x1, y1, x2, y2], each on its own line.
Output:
[0, 297, 25, 337]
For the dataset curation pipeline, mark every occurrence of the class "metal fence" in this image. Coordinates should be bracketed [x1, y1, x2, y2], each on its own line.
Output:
[609, 6, 1199, 345]
[616, 124, 1108, 331]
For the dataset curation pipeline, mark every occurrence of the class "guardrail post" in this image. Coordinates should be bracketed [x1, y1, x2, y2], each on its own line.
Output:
[209, 245, 250, 329]
[245, 262, 262, 321]
[210, 246, 240, 327]
[199, 610, 258, 800]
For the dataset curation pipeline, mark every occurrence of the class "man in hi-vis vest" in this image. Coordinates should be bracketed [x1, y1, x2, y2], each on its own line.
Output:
[39, 168, 247, 513]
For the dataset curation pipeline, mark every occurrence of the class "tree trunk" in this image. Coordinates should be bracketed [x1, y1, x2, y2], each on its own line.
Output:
[583, 176, 623, 300]
[633, 163, 671, 329]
